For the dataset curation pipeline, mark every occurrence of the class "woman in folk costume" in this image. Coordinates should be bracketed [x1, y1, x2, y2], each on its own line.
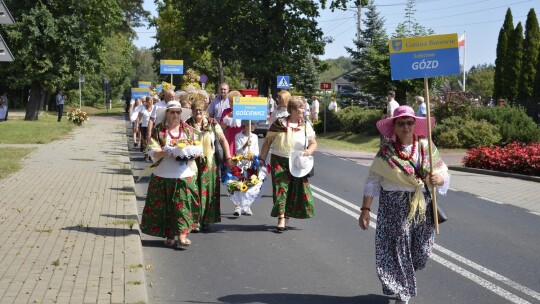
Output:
[358, 105, 450, 304]
[185, 96, 234, 231]
[140, 101, 201, 249]
[259, 96, 317, 232]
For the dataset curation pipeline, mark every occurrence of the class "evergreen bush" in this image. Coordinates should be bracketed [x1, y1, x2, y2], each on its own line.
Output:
[472, 106, 540, 144]
[433, 116, 501, 148]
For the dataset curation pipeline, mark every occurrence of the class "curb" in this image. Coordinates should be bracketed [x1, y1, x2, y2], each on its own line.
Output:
[448, 165, 540, 183]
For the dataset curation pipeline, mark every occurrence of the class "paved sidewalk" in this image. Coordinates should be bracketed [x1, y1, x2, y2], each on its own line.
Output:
[0, 116, 147, 304]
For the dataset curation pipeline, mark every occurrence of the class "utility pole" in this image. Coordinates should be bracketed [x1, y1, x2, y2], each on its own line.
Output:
[356, 5, 361, 42]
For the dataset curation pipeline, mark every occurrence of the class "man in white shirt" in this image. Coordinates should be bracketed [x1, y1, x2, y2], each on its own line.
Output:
[386, 91, 399, 118]
[310, 96, 320, 121]
[148, 90, 173, 139]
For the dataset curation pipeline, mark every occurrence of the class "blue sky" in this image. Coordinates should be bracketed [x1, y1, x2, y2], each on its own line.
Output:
[133, 0, 539, 69]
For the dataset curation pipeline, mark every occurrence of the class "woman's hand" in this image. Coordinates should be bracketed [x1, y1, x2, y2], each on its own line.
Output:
[358, 210, 371, 230]
[226, 158, 235, 167]
[429, 173, 444, 186]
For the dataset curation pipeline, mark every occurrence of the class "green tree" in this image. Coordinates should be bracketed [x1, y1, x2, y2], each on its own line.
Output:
[506, 22, 524, 102]
[295, 51, 319, 95]
[518, 9, 540, 104]
[466, 64, 495, 100]
[0, 0, 147, 120]
[345, 0, 391, 103]
[177, 0, 332, 97]
[494, 8, 513, 100]
[132, 48, 159, 86]
[318, 56, 353, 82]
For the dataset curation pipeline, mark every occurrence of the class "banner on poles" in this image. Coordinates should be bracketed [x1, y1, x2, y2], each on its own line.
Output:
[389, 33, 460, 80]
[131, 88, 150, 99]
[232, 97, 267, 120]
[138, 81, 152, 88]
[160, 60, 184, 74]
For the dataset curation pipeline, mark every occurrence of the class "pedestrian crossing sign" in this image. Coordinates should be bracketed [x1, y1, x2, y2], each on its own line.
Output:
[277, 75, 290, 89]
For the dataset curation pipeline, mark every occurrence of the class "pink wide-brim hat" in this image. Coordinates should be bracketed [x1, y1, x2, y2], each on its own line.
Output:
[376, 105, 435, 138]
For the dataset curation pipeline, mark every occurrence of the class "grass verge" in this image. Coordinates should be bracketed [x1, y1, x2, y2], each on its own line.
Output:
[0, 113, 74, 144]
[0, 147, 36, 179]
[316, 132, 380, 153]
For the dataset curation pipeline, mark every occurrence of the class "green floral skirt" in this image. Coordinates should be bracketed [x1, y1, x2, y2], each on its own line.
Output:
[140, 174, 200, 237]
[196, 157, 221, 225]
[270, 154, 315, 219]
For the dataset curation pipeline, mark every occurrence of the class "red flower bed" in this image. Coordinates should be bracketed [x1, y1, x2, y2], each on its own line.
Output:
[462, 142, 540, 176]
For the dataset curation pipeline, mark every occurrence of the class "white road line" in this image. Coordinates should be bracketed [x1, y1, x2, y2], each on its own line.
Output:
[434, 245, 540, 302]
[311, 185, 537, 304]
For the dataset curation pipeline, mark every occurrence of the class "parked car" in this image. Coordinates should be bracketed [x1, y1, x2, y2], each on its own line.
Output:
[252, 120, 270, 137]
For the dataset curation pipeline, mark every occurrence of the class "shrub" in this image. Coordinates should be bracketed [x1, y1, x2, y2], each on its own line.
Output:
[463, 142, 540, 176]
[433, 116, 500, 148]
[336, 107, 381, 134]
[433, 94, 475, 123]
[472, 106, 540, 144]
[458, 119, 502, 149]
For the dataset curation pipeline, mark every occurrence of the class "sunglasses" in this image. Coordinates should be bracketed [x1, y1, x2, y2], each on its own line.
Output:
[168, 110, 181, 115]
[396, 120, 415, 127]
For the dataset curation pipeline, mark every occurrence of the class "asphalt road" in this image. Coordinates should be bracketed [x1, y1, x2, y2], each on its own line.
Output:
[130, 139, 540, 304]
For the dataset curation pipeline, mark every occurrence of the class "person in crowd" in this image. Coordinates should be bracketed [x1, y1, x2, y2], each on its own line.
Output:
[233, 121, 260, 216]
[130, 99, 142, 147]
[301, 96, 311, 121]
[148, 90, 172, 140]
[415, 96, 426, 117]
[267, 95, 276, 118]
[358, 105, 450, 304]
[56, 89, 64, 122]
[259, 96, 317, 232]
[208, 82, 230, 123]
[140, 100, 201, 249]
[310, 95, 320, 121]
[138, 96, 155, 160]
[328, 97, 338, 113]
[386, 90, 399, 118]
[186, 96, 233, 231]
[220, 90, 244, 155]
[0, 97, 7, 121]
[270, 90, 291, 123]
[1, 92, 9, 120]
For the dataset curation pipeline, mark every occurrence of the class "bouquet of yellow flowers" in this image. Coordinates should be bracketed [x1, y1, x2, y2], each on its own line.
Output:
[222, 153, 268, 208]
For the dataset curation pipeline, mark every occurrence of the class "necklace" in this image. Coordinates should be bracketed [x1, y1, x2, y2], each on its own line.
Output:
[167, 125, 181, 139]
[394, 135, 416, 160]
[286, 117, 303, 131]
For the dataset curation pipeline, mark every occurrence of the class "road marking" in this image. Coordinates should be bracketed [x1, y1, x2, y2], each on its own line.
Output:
[311, 185, 537, 304]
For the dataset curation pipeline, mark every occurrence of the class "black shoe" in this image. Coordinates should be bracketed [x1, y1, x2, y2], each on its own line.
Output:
[134, 143, 138, 147]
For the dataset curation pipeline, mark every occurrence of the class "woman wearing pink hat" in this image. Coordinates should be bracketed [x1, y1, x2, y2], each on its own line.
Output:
[358, 105, 450, 304]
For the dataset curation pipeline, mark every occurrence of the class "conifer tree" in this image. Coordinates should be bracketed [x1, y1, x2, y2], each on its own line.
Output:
[506, 22, 524, 102]
[494, 8, 514, 100]
[518, 9, 540, 103]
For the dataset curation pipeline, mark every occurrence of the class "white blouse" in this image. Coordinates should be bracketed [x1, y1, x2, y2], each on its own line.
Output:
[148, 131, 196, 179]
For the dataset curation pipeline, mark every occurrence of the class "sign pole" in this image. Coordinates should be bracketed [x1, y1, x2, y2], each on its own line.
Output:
[170, 74, 173, 86]
[323, 89, 327, 134]
[424, 77, 439, 234]
[79, 77, 82, 109]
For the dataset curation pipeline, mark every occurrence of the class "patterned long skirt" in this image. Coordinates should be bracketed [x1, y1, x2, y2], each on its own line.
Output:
[375, 190, 436, 302]
[195, 157, 221, 225]
[270, 154, 315, 219]
[140, 174, 201, 238]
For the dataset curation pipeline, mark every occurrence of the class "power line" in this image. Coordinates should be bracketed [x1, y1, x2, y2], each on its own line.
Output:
[421, 0, 532, 21]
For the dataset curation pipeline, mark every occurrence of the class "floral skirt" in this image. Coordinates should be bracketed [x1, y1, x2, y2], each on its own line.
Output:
[196, 157, 221, 225]
[270, 154, 315, 219]
[375, 190, 436, 301]
[140, 174, 200, 237]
